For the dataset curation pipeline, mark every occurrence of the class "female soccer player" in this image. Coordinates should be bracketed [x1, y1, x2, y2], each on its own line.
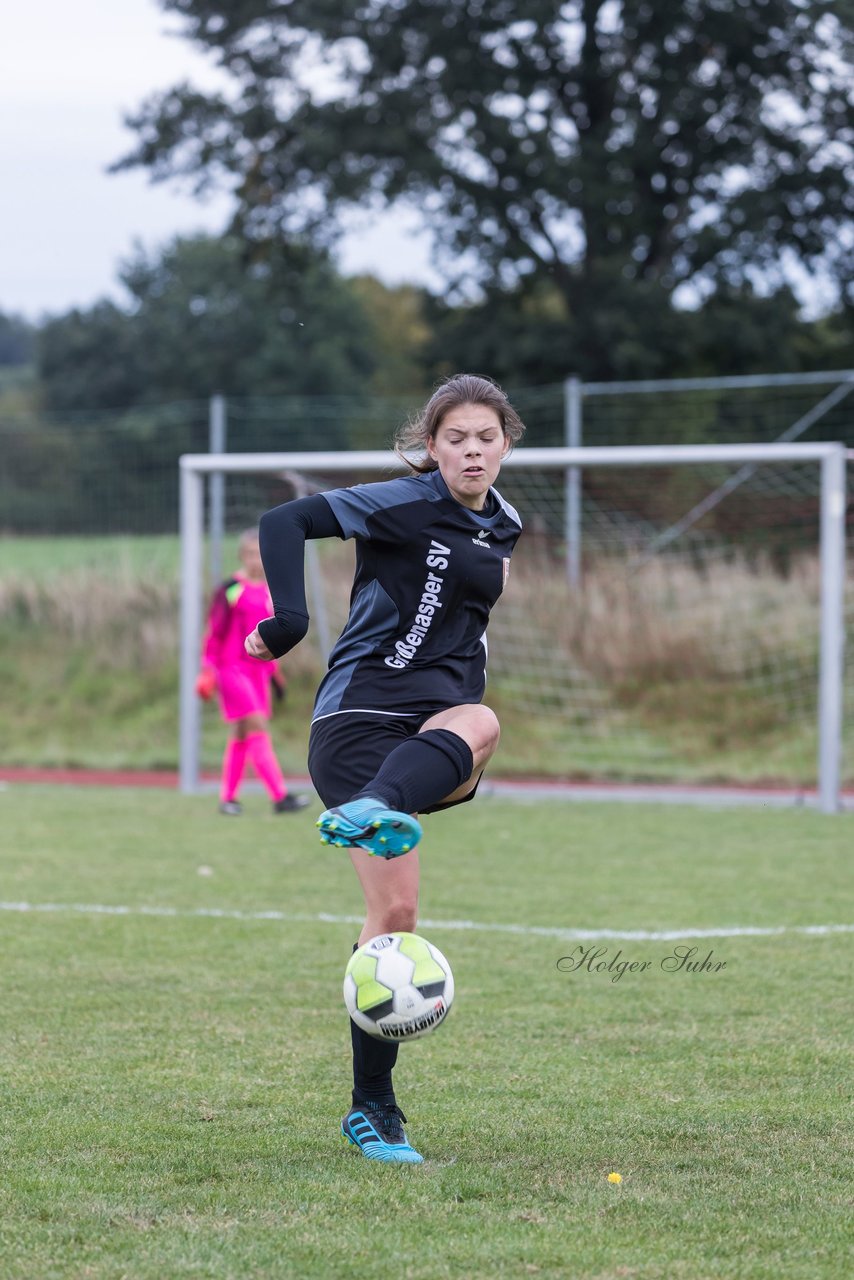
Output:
[197, 528, 309, 816]
[245, 374, 525, 1162]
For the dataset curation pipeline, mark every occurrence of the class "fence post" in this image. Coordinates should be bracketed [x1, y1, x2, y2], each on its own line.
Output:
[818, 445, 846, 814]
[208, 393, 226, 588]
[564, 376, 582, 586]
[179, 462, 204, 794]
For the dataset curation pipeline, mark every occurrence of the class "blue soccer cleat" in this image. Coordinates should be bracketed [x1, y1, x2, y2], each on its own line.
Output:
[316, 796, 422, 859]
[341, 1102, 424, 1164]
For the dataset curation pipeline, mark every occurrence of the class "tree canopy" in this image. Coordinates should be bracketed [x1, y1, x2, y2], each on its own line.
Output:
[37, 235, 381, 410]
[116, 1, 854, 377]
[0, 312, 35, 367]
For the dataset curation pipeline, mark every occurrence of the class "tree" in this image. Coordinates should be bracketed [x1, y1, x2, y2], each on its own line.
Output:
[423, 277, 853, 388]
[0, 311, 35, 367]
[24, 235, 387, 531]
[349, 277, 433, 395]
[115, 1, 854, 379]
[37, 301, 150, 410]
[37, 234, 380, 410]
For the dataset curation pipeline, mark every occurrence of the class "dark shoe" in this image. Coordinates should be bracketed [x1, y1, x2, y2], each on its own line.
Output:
[219, 800, 242, 816]
[273, 793, 310, 814]
[341, 1101, 423, 1164]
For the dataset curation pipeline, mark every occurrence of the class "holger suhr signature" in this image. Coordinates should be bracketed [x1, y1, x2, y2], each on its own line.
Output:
[557, 944, 727, 983]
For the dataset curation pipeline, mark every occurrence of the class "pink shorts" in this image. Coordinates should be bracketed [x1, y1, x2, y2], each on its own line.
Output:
[217, 663, 272, 722]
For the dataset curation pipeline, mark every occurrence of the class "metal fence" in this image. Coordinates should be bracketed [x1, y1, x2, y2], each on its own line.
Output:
[1, 371, 851, 541]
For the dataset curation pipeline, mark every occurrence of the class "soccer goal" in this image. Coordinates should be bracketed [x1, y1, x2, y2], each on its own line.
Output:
[178, 442, 848, 811]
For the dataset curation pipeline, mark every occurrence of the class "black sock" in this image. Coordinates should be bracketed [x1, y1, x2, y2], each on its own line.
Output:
[354, 729, 474, 814]
[350, 941, 399, 1107]
[350, 1017, 399, 1108]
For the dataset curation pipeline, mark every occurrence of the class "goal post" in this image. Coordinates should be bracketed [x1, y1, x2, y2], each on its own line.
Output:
[178, 442, 848, 812]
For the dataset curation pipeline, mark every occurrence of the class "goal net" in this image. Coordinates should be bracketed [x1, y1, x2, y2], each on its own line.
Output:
[179, 443, 849, 811]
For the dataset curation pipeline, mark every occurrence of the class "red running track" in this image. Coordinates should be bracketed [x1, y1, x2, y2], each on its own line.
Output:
[1, 766, 851, 809]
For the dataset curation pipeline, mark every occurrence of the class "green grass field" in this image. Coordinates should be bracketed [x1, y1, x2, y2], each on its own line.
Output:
[1, 784, 851, 1279]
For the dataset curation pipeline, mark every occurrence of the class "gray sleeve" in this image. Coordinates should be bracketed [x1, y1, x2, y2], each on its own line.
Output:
[492, 486, 523, 529]
[321, 475, 427, 539]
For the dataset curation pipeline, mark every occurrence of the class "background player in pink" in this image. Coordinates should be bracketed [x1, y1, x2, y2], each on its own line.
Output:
[196, 528, 309, 816]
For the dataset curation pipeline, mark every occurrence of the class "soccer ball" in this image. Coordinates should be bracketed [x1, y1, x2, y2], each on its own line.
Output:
[344, 932, 454, 1042]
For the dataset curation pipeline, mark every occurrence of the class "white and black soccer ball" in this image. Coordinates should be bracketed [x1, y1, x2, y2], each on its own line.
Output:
[343, 932, 454, 1042]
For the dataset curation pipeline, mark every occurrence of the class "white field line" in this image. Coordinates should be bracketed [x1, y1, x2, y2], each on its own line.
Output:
[0, 901, 852, 942]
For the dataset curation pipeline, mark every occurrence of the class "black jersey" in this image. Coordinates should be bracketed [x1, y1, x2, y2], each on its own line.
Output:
[313, 468, 522, 720]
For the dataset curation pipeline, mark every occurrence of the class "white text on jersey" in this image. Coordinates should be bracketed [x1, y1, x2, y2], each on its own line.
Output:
[384, 540, 451, 669]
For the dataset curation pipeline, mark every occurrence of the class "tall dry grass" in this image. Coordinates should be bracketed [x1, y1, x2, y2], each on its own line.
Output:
[0, 568, 179, 672]
[0, 548, 840, 713]
[494, 545, 823, 689]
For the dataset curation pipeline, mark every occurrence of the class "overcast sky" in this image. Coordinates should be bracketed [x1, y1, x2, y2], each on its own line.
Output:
[0, 0, 438, 320]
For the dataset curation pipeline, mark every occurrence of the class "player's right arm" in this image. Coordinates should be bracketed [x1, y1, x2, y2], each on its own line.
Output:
[248, 494, 343, 659]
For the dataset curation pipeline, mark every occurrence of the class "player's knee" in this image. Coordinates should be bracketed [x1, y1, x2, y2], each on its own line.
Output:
[473, 705, 501, 759]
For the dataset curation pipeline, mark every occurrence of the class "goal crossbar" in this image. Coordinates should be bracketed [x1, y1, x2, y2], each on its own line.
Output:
[179, 442, 847, 812]
[182, 441, 845, 472]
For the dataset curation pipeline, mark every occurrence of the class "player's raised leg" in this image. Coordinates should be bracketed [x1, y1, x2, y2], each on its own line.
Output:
[418, 703, 500, 805]
[316, 704, 497, 856]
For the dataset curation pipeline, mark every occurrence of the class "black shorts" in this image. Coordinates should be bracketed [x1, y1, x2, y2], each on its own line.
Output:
[308, 711, 482, 814]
